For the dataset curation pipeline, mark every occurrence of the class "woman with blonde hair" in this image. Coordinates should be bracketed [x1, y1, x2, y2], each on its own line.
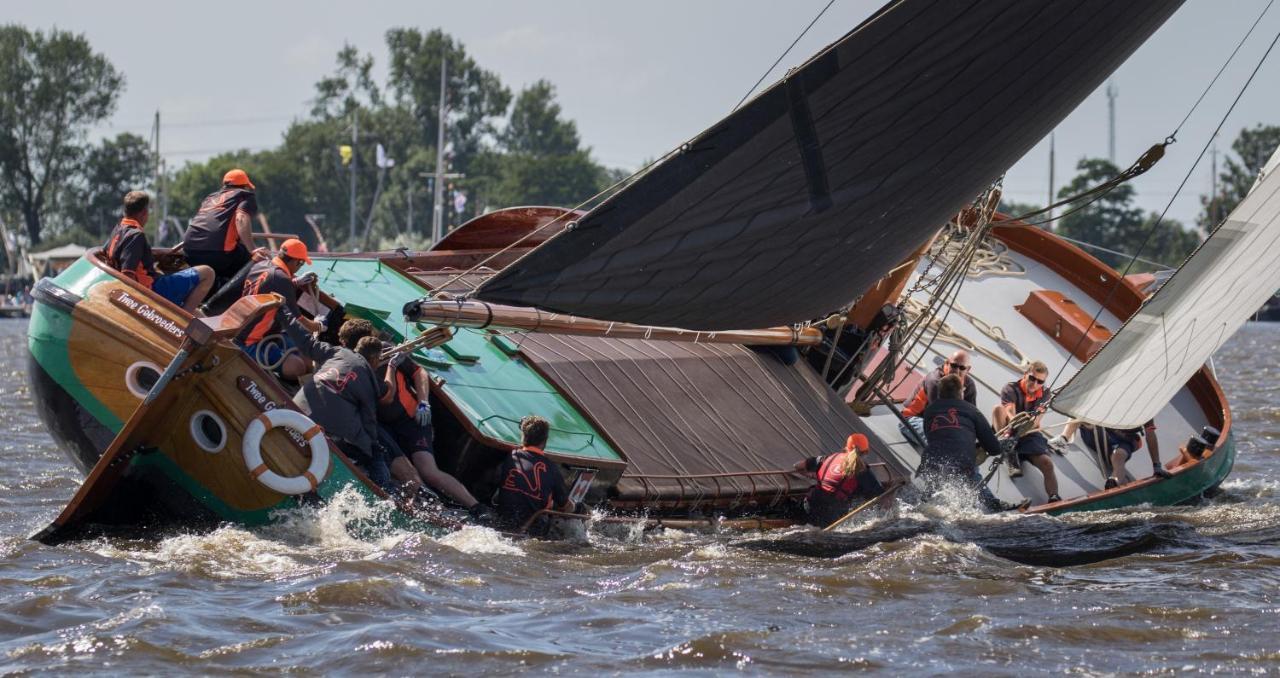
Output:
[792, 433, 885, 527]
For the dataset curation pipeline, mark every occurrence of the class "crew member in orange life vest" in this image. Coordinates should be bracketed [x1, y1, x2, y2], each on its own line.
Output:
[792, 433, 886, 527]
[238, 239, 322, 379]
[103, 191, 214, 313]
[182, 169, 267, 282]
[494, 416, 574, 533]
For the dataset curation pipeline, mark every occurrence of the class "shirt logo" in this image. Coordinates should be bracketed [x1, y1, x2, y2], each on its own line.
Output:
[928, 408, 963, 432]
[502, 461, 547, 501]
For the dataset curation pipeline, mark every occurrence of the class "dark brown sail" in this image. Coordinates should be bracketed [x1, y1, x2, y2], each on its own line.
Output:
[475, 0, 1183, 330]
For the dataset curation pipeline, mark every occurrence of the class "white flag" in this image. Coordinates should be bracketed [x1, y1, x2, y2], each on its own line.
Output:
[376, 144, 396, 169]
[453, 190, 467, 214]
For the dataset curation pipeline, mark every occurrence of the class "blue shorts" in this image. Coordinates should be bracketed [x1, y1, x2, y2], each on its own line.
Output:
[241, 333, 297, 373]
[152, 268, 202, 307]
[1107, 429, 1139, 459]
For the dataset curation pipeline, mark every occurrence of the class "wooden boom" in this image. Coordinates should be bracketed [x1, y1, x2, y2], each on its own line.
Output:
[403, 299, 823, 347]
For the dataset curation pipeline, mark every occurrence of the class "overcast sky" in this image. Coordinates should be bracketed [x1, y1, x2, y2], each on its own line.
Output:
[10, 0, 1280, 226]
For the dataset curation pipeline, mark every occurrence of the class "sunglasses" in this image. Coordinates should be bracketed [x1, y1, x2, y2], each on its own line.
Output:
[948, 362, 970, 372]
[1025, 374, 1045, 385]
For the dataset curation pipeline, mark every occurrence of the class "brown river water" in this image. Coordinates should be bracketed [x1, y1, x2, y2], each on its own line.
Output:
[1, 319, 1277, 674]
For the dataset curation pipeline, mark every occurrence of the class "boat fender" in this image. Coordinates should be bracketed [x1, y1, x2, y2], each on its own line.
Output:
[242, 409, 330, 495]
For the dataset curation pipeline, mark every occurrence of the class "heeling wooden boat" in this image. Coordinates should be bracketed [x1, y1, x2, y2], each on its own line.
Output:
[28, 208, 908, 541]
[27, 251, 395, 544]
[989, 222, 1235, 515]
[858, 214, 1234, 515]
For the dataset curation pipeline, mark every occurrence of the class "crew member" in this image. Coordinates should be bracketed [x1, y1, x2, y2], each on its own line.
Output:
[239, 239, 322, 379]
[1052, 419, 1171, 488]
[333, 319, 486, 512]
[183, 169, 267, 283]
[791, 433, 886, 527]
[917, 374, 1024, 512]
[281, 306, 391, 488]
[993, 360, 1061, 503]
[104, 191, 214, 313]
[494, 416, 573, 533]
[900, 350, 978, 446]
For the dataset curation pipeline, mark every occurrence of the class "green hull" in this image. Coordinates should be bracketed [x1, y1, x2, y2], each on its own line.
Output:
[27, 260, 394, 539]
[1046, 434, 1236, 515]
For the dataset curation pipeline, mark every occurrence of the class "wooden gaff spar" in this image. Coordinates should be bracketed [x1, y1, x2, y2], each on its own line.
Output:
[401, 299, 824, 347]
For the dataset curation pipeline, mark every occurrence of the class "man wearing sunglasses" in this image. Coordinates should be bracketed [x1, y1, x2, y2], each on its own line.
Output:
[899, 350, 977, 447]
[993, 361, 1061, 504]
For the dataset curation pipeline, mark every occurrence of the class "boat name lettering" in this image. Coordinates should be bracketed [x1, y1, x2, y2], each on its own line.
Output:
[236, 376, 307, 450]
[109, 290, 186, 341]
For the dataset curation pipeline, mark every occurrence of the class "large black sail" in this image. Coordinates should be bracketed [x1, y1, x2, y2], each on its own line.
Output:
[476, 0, 1183, 330]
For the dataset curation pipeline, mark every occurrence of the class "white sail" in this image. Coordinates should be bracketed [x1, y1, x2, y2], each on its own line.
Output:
[1052, 144, 1280, 428]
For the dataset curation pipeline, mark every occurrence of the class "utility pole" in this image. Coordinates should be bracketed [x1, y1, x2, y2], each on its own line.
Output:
[1047, 132, 1056, 227]
[432, 59, 448, 244]
[1106, 80, 1117, 165]
[1210, 140, 1219, 225]
[349, 110, 358, 248]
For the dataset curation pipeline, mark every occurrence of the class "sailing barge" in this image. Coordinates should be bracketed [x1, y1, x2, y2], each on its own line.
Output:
[25, 0, 1249, 542]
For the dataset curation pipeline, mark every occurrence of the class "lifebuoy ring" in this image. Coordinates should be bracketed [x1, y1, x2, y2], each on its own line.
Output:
[242, 409, 330, 495]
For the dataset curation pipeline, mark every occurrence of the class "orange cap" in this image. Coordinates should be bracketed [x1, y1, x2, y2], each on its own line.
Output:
[845, 433, 869, 453]
[281, 238, 312, 264]
[222, 168, 255, 190]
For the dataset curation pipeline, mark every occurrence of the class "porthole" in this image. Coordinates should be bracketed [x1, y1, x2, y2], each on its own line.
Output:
[190, 410, 227, 453]
[125, 361, 163, 399]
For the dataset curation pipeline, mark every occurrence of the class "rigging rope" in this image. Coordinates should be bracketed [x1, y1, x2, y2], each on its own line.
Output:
[1046, 21, 1280, 397]
[732, 0, 839, 111]
[1171, 0, 1275, 139]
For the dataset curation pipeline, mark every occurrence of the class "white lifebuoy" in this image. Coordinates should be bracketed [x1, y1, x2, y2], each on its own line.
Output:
[241, 408, 330, 495]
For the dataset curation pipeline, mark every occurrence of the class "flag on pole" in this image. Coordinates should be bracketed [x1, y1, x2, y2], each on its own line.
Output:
[376, 144, 396, 169]
[338, 145, 353, 166]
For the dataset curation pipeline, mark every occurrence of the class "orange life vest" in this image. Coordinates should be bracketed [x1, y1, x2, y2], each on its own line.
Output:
[815, 451, 860, 502]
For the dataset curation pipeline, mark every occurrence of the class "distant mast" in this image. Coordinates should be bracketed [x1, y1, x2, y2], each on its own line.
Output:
[432, 58, 447, 245]
[1047, 132, 1056, 227]
[1106, 79, 1118, 164]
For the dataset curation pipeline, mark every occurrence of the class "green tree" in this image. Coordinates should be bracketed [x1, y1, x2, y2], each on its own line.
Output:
[1057, 157, 1197, 271]
[385, 28, 510, 162]
[60, 132, 152, 239]
[487, 81, 606, 208]
[996, 199, 1042, 219]
[0, 26, 123, 244]
[1198, 123, 1280, 230]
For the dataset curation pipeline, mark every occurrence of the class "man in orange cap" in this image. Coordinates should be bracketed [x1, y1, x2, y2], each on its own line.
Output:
[238, 238, 322, 379]
[182, 168, 268, 287]
[791, 432, 887, 527]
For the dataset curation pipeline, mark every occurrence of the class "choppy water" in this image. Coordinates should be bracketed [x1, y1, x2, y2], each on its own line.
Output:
[1, 319, 1277, 674]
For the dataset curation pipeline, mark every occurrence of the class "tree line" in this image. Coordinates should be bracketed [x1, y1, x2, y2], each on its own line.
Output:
[1, 23, 1277, 265]
[0, 25, 621, 251]
[999, 124, 1280, 273]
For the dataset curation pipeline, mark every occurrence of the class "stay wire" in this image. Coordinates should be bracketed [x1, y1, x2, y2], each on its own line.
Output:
[732, 0, 838, 111]
[1004, 0, 1274, 229]
[1171, 0, 1275, 140]
[1046, 22, 1280, 397]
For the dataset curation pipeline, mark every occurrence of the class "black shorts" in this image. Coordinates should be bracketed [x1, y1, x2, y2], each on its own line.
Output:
[382, 416, 434, 456]
[1080, 426, 1140, 460]
[1016, 431, 1050, 458]
[1107, 429, 1139, 459]
[185, 248, 251, 282]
